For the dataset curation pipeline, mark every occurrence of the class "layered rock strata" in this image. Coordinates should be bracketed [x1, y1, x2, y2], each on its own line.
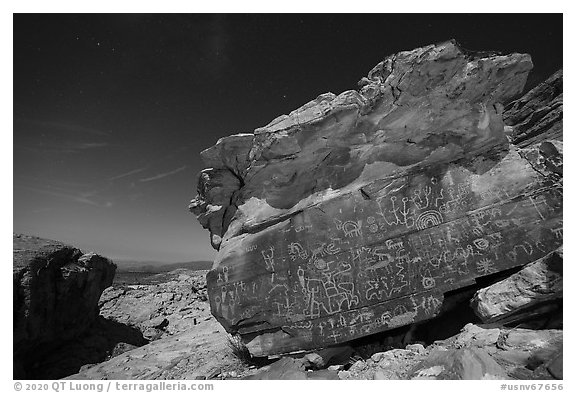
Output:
[190, 40, 562, 356]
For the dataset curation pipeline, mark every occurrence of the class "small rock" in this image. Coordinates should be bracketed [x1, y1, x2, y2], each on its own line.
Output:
[303, 352, 324, 368]
[373, 370, 387, 380]
[327, 365, 344, 371]
[371, 352, 386, 362]
[338, 370, 351, 379]
[306, 369, 340, 380]
[350, 360, 366, 372]
[406, 343, 426, 354]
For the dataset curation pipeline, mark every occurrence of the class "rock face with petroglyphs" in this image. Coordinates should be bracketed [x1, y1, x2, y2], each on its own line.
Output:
[190, 40, 563, 356]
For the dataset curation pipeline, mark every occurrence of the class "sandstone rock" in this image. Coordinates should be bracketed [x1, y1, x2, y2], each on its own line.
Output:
[13, 234, 116, 379]
[471, 248, 563, 322]
[533, 350, 562, 380]
[432, 323, 562, 379]
[306, 369, 340, 380]
[504, 70, 562, 147]
[244, 357, 307, 380]
[67, 314, 238, 380]
[98, 269, 210, 340]
[190, 41, 562, 356]
[409, 347, 507, 380]
[406, 343, 426, 354]
[28, 316, 148, 379]
[303, 345, 353, 368]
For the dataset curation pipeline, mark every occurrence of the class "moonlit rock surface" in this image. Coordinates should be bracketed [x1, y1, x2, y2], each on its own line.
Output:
[13, 234, 116, 378]
[189, 40, 562, 356]
[471, 248, 563, 322]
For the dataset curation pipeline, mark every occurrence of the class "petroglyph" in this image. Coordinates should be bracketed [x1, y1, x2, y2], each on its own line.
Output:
[415, 210, 444, 230]
[287, 242, 308, 261]
[476, 258, 497, 275]
[202, 148, 563, 356]
[261, 246, 276, 270]
[335, 219, 363, 237]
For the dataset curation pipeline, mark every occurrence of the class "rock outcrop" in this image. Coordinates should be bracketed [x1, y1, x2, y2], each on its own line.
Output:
[66, 305, 237, 380]
[190, 40, 562, 357]
[504, 70, 562, 147]
[339, 323, 562, 380]
[99, 269, 210, 340]
[13, 234, 117, 378]
[471, 248, 562, 323]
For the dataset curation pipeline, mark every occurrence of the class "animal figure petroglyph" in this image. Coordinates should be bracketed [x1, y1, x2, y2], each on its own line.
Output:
[335, 219, 362, 237]
[288, 242, 308, 261]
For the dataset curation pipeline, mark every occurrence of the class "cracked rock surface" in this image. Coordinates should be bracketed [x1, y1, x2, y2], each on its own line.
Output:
[190, 40, 562, 356]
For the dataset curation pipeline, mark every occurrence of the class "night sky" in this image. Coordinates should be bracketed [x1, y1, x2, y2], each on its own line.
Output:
[13, 14, 563, 263]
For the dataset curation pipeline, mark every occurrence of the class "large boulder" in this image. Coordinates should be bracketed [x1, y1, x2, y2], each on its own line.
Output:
[189, 40, 562, 356]
[13, 234, 116, 378]
[471, 248, 562, 323]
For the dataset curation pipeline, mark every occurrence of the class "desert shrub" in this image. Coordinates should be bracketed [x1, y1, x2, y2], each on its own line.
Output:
[226, 334, 253, 364]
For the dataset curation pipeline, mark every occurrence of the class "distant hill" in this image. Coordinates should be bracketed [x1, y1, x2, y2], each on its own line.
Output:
[114, 260, 214, 273]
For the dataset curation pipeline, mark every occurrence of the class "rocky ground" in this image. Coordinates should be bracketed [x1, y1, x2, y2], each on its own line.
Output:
[15, 41, 563, 381]
[14, 235, 562, 380]
[66, 267, 562, 381]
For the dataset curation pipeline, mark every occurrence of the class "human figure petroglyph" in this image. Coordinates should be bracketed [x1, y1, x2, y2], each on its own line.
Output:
[261, 246, 275, 270]
[388, 196, 402, 225]
[328, 330, 341, 343]
[434, 188, 445, 208]
[412, 186, 433, 210]
[297, 266, 306, 290]
[234, 280, 246, 293]
[365, 278, 389, 301]
[304, 278, 331, 318]
[400, 197, 415, 228]
[410, 294, 442, 316]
